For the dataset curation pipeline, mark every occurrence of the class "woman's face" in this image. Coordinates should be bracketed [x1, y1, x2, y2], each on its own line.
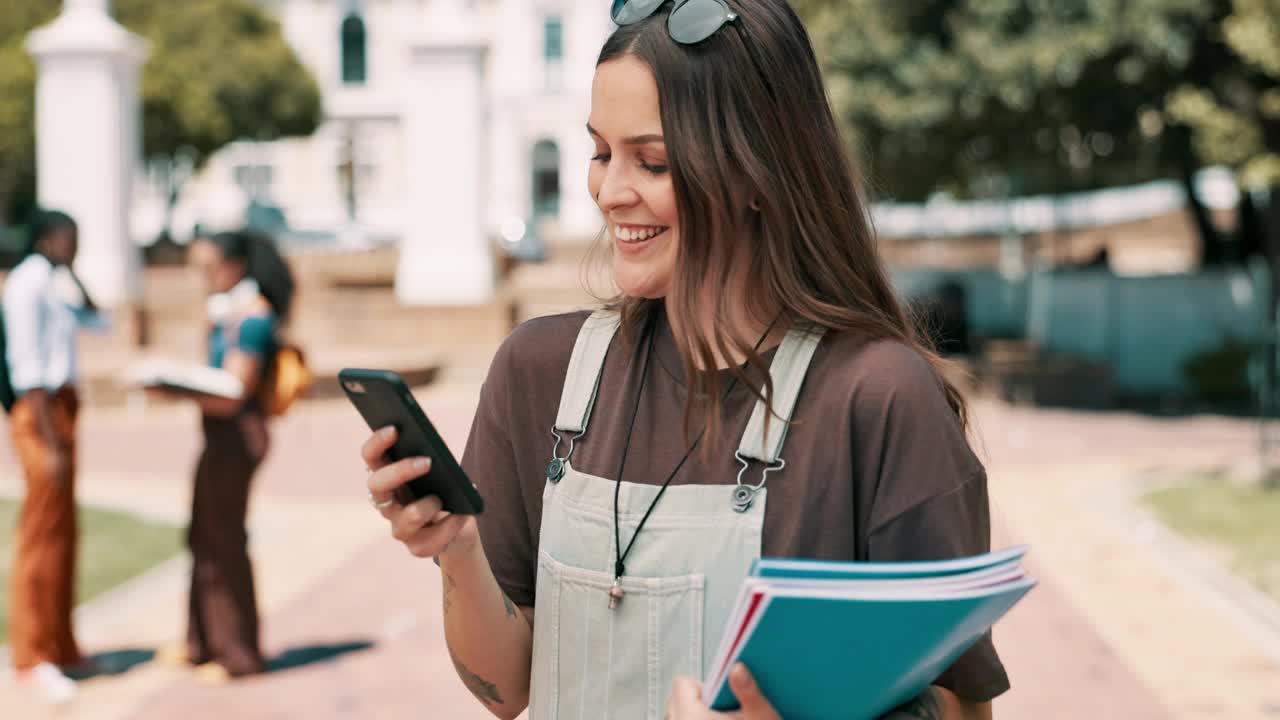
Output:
[189, 238, 245, 296]
[588, 55, 679, 299]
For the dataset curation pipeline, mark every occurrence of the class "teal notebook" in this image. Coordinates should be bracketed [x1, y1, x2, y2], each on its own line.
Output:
[703, 547, 1035, 719]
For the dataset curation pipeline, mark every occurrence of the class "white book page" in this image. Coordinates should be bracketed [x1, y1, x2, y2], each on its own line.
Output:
[121, 357, 244, 399]
[764, 576, 1037, 602]
[703, 593, 776, 704]
[704, 582, 758, 692]
[755, 563, 1025, 595]
[755, 545, 1029, 577]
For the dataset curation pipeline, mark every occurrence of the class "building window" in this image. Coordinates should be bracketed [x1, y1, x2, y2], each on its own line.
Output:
[544, 16, 563, 61]
[543, 16, 563, 92]
[341, 13, 367, 85]
[532, 140, 560, 218]
[233, 163, 274, 200]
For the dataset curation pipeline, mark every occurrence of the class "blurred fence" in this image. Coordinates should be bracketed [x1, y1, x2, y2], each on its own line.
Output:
[893, 260, 1269, 398]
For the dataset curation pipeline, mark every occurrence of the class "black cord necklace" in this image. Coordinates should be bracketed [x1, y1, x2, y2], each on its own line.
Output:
[607, 311, 779, 609]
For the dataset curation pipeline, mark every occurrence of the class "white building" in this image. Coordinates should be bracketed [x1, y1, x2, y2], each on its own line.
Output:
[154, 0, 611, 250]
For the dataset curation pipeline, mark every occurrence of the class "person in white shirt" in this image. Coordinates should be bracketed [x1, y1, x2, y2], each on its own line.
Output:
[3, 209, 106, 704]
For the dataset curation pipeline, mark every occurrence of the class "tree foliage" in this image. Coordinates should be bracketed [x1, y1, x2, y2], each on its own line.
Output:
[0, 1, 57, 223]
[0, 0, 321, 223]
[1166, 0, 1280, 189]
[793, 0, 1275, 201]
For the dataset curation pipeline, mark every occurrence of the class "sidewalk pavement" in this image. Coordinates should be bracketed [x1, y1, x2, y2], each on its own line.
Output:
[1, 377, 1277, 719]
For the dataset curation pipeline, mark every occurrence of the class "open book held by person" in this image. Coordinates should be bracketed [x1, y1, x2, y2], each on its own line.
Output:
[121, 357, 244, 400]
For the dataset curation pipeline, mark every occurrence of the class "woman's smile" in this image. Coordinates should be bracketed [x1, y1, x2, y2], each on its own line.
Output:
[612, 222, 671, 255]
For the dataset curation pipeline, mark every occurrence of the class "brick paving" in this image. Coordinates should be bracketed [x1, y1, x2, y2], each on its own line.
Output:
[2, 370, 1276, 719]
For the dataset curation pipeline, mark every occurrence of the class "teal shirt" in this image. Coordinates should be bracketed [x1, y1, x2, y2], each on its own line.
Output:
[209, 314, 276, 369]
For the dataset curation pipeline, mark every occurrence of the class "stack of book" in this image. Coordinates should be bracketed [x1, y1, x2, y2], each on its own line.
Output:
[703, 546, 1035, 719]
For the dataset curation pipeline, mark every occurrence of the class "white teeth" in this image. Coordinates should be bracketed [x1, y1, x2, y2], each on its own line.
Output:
[615, 226, 664, 242]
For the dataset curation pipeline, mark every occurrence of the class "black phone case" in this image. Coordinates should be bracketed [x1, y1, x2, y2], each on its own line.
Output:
[338, 368, 484, 515]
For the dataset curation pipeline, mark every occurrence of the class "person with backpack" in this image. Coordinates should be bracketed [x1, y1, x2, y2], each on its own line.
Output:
[3, 210, 108, 704]
[149, 229, 297, 682]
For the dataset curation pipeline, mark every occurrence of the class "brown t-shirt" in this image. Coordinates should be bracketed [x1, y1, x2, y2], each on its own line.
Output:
[461, 309, 1010, 702]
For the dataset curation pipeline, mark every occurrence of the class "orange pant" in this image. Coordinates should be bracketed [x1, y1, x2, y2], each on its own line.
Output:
[8, 387, 82, 670]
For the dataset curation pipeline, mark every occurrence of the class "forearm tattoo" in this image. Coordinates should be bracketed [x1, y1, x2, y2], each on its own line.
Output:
[440, 575, 517, 706]
[443, 573, 457, 614]
[448, 644, 504, 706]
[882, 686, 944, 720]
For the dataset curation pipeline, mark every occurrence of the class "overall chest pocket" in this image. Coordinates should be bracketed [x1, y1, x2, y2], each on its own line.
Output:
[532, 551, 705, 720]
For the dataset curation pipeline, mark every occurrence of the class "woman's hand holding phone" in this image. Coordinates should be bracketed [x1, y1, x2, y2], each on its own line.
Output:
[363, 426, 478, 559]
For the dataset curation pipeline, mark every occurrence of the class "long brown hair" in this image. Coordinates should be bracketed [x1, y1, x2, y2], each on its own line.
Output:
[594, 0, 967, 450]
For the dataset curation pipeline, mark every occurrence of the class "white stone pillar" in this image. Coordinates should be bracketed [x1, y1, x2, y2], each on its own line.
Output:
[487, 111, 525, 232]
[560, 129, 602, 238]
[559, 3, 609, 241]
[395, 1, 494, 305]
[27, 0, 147, 307]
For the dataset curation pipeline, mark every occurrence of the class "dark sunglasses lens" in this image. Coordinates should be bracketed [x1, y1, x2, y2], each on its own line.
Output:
[668, 0, 731, 43]
[612, 0, 666, 25]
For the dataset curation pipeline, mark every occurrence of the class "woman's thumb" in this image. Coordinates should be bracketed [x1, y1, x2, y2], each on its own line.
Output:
[729, 664, 780, 719]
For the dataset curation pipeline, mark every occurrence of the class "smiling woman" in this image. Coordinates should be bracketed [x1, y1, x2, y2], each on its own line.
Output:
[587, 65, 678, 300]
[360, 2, 1004, 719]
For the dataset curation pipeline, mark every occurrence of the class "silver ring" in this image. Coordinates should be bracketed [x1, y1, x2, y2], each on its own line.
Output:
[368, 491, 394, 511]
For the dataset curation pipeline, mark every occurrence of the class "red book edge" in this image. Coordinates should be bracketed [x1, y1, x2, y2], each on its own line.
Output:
[712, 590, 766, 694]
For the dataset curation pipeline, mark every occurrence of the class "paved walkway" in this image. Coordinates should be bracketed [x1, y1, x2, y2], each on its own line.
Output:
[2, 371, 1278, 719]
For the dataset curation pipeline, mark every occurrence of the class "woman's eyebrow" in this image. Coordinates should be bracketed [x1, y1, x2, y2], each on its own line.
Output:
[587, 123, 664, 146]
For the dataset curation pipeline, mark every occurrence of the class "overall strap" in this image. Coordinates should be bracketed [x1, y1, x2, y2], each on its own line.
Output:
[736, 323, 826, 465]
[553, 310, 621, 435]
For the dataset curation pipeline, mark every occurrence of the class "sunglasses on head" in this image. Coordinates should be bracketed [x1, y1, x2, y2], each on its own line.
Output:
[610, 0, 739, 45]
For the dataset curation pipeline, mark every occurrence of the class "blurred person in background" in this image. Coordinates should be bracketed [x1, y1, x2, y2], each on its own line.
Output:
[4, 209, 108, 703]
[151, 229, 294, 682]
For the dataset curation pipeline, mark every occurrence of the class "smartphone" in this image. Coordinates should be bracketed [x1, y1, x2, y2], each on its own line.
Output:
[339, 368, 484, 515]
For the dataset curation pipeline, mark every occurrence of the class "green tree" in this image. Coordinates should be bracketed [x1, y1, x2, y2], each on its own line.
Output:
[0, 2, 57, 225]
[793, 0, 1218, 202]
[794, 0, 1280, 271]
[1163, 0, 1280, 433]
[0, 0, 321, 226]
[1167, 0, 1280, 189]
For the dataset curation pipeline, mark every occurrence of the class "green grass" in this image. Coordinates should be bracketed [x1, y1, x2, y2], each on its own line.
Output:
[1143, 475, 1280, 602]
[0, 499, 183, 645]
